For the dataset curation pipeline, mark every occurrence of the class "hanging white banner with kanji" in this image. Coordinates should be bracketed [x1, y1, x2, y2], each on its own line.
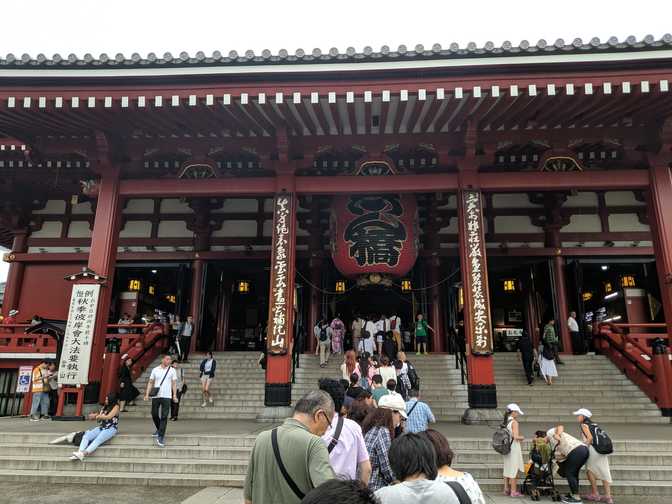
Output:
[58, 284, 100, 385]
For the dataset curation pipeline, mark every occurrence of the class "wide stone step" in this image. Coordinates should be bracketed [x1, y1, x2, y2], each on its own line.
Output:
[0, 468, 245, 487]
[455, 449, 672, 466]
[0, 433, 258, 447]
[467, 478, 672, 496]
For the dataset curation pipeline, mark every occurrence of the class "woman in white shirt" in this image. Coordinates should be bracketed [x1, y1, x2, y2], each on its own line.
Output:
[424, 429, 486, 504]
[377, 356, 397, 387]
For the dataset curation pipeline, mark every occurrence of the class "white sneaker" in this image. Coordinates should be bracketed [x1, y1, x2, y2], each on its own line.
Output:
[208, 398, 213, 404]
[71, 451, 84, 461]
[201, 402, 207, 407]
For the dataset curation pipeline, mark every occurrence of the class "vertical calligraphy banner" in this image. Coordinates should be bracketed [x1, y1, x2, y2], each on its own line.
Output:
[460, 190, 494, 355]
[58, 284, 101, 385]
[267, 194, 296, 355]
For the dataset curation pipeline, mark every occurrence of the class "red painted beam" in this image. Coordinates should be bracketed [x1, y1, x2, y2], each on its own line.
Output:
[118, 169, 648, 197]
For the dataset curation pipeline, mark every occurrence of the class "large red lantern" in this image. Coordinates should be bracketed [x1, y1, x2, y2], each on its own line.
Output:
[331, 192, 419, 278]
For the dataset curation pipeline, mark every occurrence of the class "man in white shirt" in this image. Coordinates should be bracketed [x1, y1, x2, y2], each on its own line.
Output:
[568, 311, 583, 355]
[389, 313, 402, 352]
[375, 315, 387, 355]
[314, 320, 332, 367]
[144, 354, 177, 447]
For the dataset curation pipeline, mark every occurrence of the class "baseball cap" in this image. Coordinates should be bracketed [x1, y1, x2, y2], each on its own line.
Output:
[378, 394, 407, 419]
[8, 309, 18, 317]
[506, 403, 524, 415]
[573, 408, 592, 418]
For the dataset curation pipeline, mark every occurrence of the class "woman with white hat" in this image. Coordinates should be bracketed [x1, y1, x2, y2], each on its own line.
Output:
[502, 403, 525, 497]
[547, 425, 589, 504]
[574, 408, 613, 504]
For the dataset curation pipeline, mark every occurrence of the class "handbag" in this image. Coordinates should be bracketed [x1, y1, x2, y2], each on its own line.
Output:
[149, 367, 171, 398]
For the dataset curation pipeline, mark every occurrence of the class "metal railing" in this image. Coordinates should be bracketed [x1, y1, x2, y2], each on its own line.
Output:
[0, 324, 55, 354]
[455, 348, 468, 385]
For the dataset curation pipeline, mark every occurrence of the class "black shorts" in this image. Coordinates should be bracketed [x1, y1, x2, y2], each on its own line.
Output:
[416, 335, 428, 344]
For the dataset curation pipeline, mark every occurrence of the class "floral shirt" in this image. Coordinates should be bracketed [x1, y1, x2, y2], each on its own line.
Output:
[364, 426, 394, 492]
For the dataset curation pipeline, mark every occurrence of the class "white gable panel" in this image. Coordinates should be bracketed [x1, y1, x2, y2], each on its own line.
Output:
[124, 199, 155, 214]
[160, 198, 192, 213]
[31, 221, 62, 237]
[71, 201, 93, 214]
[67, 221, 91, 238]
[494, 216, 542, 233]
[120, 221, 152, 238]
[33, 199, 66, 214]
[605, 191, 645, 206]
[157, 220, 192, 237]
[213, 199, 258, 213]
[562, 214, 602, 233]
[565, 192, 598, 207]
[212, 220, 257, 237]
[492, 193, 542, 209]
[608, 214, 650, 232]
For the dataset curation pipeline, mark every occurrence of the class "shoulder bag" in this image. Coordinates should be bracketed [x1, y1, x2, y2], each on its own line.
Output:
[444, 481, 472, 504]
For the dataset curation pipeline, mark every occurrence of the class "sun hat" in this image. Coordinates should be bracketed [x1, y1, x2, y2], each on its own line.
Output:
[8, 309, 18, 317]
[572, 408, 592, 418]
[506, 403, 524, 415]
[378, 394, 408, 419]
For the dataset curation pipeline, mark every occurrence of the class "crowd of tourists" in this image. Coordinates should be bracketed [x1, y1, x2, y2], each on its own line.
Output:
[314, 312, 436, 368]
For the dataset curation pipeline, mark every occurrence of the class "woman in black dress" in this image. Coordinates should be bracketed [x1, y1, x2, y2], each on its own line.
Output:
[118, 357, 139, 412]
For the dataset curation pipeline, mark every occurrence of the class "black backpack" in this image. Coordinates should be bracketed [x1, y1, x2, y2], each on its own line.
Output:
[585, 420, 614, 455]
[406, 362, 420, 390]
[319, 326, 328, 341]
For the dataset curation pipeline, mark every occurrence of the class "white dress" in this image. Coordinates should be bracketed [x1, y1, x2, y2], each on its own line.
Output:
[539, 346, 558, 379]
[582, 431, 613, 482]
[438, 472, 486, 504]
[502, 419, 525, 478]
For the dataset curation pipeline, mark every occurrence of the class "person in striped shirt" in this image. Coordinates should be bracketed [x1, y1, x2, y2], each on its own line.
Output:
[404, 389, 435, 433]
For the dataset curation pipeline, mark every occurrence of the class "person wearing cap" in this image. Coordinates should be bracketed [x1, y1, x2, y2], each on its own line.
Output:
[362, 396, 407, 491]
[547, 425, 589, 504]
[4, 309, 19, 325]
[501, 403, 525, 497]
[574, 408, 613, 504]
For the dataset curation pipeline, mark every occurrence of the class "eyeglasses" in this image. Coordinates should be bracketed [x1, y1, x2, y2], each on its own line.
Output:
[319, 411, 332, 429]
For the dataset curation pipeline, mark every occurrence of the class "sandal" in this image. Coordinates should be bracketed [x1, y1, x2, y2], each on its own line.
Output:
[582, 495, 601, 502]
[601, 498, 614, 504]
[510, 491, 524, 497]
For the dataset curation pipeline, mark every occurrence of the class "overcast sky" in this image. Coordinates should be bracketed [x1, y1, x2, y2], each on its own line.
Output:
[1, 1, 670, 57]
[0, 1, 669, 283]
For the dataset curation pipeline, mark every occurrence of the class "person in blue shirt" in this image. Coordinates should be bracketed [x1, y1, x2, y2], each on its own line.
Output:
[405, 389, 436, 433]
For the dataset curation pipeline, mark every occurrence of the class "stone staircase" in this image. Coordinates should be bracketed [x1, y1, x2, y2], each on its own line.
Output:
[123, 352, 266, 420]
[0, 431, 671, 495]
[493, 353, 668, 424]
[292, 353, 469, 421]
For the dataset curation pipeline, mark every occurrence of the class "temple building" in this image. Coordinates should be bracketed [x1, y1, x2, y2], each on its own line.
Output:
[0, 36, 671, 417]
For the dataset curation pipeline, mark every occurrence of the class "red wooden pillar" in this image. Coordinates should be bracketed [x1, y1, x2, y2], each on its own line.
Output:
[2, 230, 29, 316]
[458, 188, 497, 412]
[265, 184, 297, 408]
[88, 170, 122, 398]
[307, 257, 321, 354]
[649, 165, 672, 338]
[546, 227, 572, 353]
[427, 257, 445, 352]
[189, 258, 205, 353]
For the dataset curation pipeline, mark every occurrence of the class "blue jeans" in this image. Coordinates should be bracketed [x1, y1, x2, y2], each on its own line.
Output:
[79, 426, 117, 454]
[30, 392, 49, 417]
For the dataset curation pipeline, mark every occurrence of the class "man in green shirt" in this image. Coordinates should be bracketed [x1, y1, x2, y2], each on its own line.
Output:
[542, 318, 564, 365]
[244, 391, 336, 504]
[371, 375, 389, 405]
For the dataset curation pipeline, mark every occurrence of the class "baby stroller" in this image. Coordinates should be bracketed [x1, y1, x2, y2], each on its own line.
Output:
[522, 439, 561, 501]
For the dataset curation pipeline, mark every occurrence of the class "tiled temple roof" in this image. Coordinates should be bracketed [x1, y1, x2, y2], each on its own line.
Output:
[1, 34, 671, 69]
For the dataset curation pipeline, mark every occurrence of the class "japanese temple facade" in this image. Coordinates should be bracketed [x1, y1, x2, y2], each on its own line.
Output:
[1, 36, 672, 414]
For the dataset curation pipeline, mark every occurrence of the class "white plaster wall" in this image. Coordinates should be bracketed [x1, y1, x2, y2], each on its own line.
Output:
[213, 199, 258, 213]
[564, 192, 598, 207]
[561, 214, 602, 233]
[608, 214, 650, 232]
[71, 201, 93, 214]
[160, 198, 193, 213]
[439, 217, 458, 234]
[67, 221, 91, 238]
[120, 221, 153, 238]
[124, 199, 155, 214]
[33, 200, 66, 214]
[492, 193, 542, 209]
[31, 221, 62, 237]
[157, 220, 192, 237]
[605, 191, 645, 206]
[494, 216, 542, 234]
[212, 220, 257, 237]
